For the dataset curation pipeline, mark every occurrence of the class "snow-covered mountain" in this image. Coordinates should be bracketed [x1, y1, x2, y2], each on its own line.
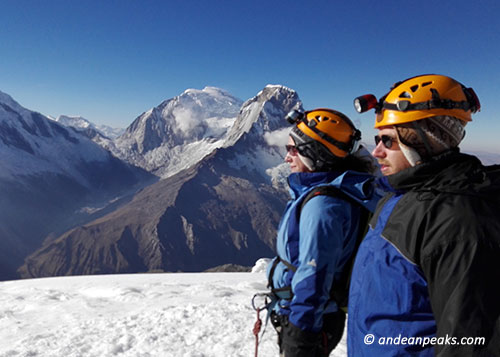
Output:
[111, 86, 243, 178]
[52, 115, 125, 139]
[50, 114, 124, 152]
[0, 100, 108, 183]
[0, 90, 154, 280]
[20, 85, 301, 278]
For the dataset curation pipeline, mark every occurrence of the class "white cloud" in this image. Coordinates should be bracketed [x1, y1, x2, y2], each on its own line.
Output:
[264, 127, 291, 147]
[172, 106, 206, 137]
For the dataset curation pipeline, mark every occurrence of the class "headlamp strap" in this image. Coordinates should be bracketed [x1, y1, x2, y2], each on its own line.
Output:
[382, 98, 473, 113]
[382, 87, 477, 113]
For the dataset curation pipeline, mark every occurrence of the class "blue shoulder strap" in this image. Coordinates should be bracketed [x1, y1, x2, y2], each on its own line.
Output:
[287, 185, 347, 250]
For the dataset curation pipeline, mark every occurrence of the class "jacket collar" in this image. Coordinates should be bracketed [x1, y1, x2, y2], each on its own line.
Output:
[288, 170, 380, 212]
[378, 149, 483, 193]
[288, 171, 341, 198]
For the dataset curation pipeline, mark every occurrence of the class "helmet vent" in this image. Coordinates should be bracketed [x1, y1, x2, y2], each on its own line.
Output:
[410, 85, 419, 92]
[422, 81, 433, 87]
[399, 91, 412, 98]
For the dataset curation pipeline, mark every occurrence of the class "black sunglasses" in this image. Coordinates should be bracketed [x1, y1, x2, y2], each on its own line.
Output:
[285, 144, 298, 154]
[374, 135, 395, 149]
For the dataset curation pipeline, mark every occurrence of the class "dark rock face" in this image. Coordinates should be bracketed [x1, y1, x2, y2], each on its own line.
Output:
[0, 163, 155, 281]
[20, 156, 288, 278]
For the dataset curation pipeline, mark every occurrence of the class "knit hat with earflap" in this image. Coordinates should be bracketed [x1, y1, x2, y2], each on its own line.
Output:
[395, 116, 466, 166]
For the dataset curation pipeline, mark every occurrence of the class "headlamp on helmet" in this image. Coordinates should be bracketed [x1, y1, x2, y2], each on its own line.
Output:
[354, 94, 379, 113]
[285, 109, 305, 124]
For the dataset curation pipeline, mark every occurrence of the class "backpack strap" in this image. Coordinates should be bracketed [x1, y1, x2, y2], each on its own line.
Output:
[286, 186, 348, 252]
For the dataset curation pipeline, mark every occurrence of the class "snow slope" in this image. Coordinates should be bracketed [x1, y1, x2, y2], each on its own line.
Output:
[0, 260, 347, 357]
[0, 90, 118, 184]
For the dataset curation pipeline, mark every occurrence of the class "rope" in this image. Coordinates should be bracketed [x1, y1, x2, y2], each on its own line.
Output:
[253, 307, 262, 357]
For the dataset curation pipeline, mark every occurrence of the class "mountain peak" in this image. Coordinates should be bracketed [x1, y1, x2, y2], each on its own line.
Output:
[262, 84, 296, 93]
[0, 90, 26, 115]
[182, 86, 234, 98]
[171, 86, 243, 119]
[54, 115, 92, 129]
[223, 84, 301, 148]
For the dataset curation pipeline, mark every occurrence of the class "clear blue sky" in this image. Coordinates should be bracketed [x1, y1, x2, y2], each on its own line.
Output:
[1, 0, 500, 151]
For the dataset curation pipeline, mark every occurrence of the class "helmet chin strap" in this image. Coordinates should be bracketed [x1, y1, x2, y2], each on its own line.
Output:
[296, 141, 339, 172]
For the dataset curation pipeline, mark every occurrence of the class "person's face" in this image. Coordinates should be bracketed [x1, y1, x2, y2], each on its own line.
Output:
[372, 126, 412, 176]
[285, 137, 311, 173]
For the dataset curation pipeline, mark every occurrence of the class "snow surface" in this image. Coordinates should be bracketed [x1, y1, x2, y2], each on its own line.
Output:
[0, 259, 347, 357]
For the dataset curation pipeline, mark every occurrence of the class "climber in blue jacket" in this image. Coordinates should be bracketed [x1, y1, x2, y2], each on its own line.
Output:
[267, 108, 380, 357]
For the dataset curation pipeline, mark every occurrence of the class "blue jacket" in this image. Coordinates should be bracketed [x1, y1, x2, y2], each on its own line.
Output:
[348, 152, 500, 356]
[267, 170, 379, 333]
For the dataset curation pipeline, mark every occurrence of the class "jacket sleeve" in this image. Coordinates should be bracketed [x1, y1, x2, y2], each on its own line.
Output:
[288, 195, 352, 333]
[421, 222, 500, 356]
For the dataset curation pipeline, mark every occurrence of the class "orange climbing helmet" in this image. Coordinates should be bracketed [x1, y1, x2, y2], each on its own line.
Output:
[353, 74, 480, 128]
[286, 108, 361, 159]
